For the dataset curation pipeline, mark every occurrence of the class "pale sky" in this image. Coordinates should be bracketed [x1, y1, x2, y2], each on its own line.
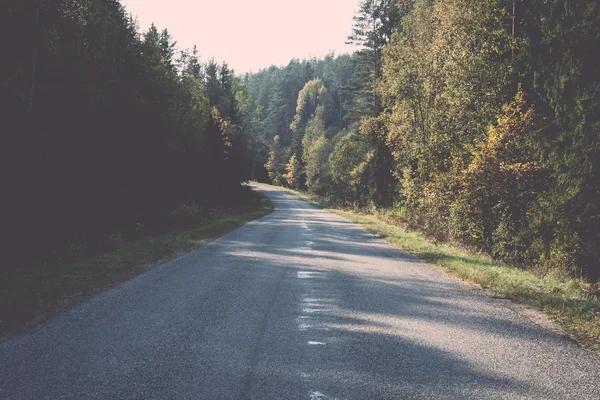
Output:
[120, 0, 360, 74]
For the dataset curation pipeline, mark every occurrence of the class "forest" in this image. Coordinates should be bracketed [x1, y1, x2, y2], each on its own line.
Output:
[244, 0, 600, 281]
[3, 0, 256, 272]
[3, 0, 599, 283]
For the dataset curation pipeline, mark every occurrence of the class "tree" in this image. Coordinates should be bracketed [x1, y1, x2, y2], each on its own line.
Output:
[345, 0, 405, 119]
[1, 0, 250, 292]
[520, 0, 600, 278]
[283, 154, 301, 189]
[304, 137, 331, 196]
[453, 88, 540, 262]
[239, 0, 600, 282]
[236, 85, 267, 181]
[205, 58, 221, 108]
[377, 0, 514, 215]
[290, 79, 326, 134]
[344, 0, 409, 206]
[159, 28, 177, 72]
[182, 45, 202, 80]
[218, 62, 236, 120]
[329, 132, 375, 206]
[265, 135, 288, 186]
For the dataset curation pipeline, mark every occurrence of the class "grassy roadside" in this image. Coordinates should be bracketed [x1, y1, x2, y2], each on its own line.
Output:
[1, 194, 273, 338]
[272, 184, 600, 353]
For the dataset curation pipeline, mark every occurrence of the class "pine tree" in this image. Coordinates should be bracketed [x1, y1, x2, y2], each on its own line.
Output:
[205, 59, 221, 108]
[345, 0, 404, 119]
[159, 28, 177, 72]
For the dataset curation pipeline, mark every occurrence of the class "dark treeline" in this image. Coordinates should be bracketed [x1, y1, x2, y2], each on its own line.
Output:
[3, 0, 255, 268]
[247, 0, 600, 280]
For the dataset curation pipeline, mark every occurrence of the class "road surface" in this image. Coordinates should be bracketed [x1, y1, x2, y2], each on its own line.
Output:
[1, 184, 600, 399]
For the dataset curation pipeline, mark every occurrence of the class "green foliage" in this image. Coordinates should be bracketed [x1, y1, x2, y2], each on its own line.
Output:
[244, 55, 356, 182]
[346, 0, 405, 119]
[240, 0, 600, 281]
[328, 207, 600, 353]
[371, 0, 600, 279]
[379, 0, 513, 180]
[329, 132, 375, 206]
[2, 0, 256, 270]
[358, 115, 396, 206]
[304, 137, 331, 196]
[290, 79, 326, 133]
[520, 0, 600, 279]
[1, 192, 273, 336]
[452, 89, 541, 262]
[283, 154, 301, 189]
[169, 202, 205, 229]
[236, 87, 267, 181]
[264, 136, 288, 186]
[301, 108, 326, 160]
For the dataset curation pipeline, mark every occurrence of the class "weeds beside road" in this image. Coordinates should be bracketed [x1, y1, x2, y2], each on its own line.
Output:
[1, 193, 273, 338]
[271, 183, 600, 353]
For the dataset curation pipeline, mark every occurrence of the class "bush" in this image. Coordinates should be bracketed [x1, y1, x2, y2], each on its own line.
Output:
[169, 202, 206, 229]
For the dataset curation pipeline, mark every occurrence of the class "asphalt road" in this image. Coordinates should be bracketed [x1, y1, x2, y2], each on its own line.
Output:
[2, 184, 600, 399]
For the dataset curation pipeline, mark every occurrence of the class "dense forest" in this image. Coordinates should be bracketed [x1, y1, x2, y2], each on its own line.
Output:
[3, 0, 599, 282]
[245, 0, 600, 281]
[3, 1, 256, 270]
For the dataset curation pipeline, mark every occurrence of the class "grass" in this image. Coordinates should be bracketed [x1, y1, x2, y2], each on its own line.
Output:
[272, 184, 600, 353]
[1, 194, 273, 338]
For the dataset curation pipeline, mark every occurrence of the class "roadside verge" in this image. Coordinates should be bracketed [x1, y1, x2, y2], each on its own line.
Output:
[267, 183, 600, 353]
[1, 194, 273, 338]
